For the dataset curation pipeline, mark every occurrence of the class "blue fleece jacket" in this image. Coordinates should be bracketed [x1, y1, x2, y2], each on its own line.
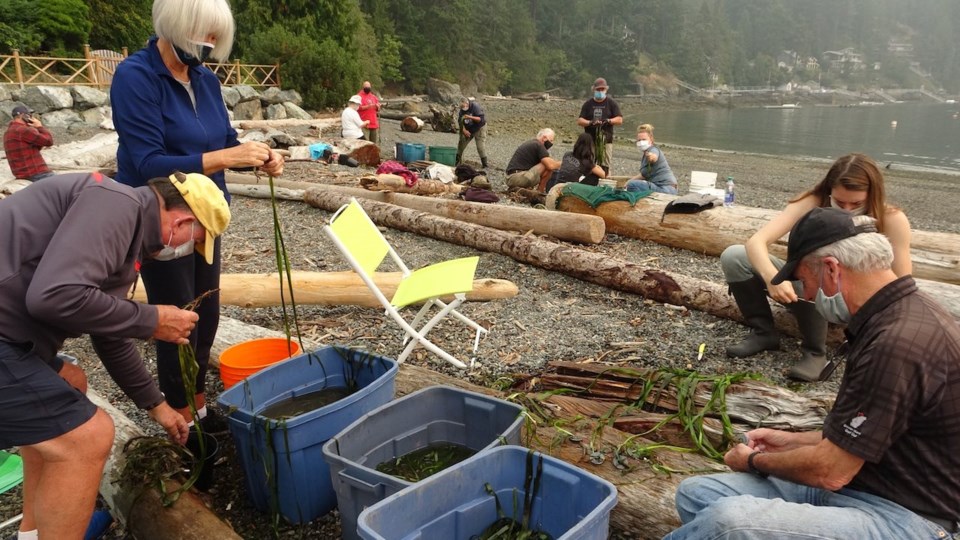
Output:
[111, 36, 238, 201]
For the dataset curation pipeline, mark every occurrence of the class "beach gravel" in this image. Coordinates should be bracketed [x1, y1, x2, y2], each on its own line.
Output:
[2, 97, 958, 539]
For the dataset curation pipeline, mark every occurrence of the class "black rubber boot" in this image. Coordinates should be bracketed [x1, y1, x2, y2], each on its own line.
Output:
[455, 152, 463, 165]
[785, 301, 832, 381]
[481, 157, 489, 169]
[726, 276, 781, 358]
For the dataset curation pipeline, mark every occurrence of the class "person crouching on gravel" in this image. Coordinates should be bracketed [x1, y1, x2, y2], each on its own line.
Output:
[719, 153, 911, 381]
[505, 128, 561, 192]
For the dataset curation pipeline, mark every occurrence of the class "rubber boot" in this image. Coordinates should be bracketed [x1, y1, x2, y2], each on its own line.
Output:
[455, 152, 463, 165]
[726, 276, 781, 358]
[785, 301, 833, 382]
[481, 156, 489, 170]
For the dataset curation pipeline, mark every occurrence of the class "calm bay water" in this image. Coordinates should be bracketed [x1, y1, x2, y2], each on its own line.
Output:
[623, 102, 960, 173]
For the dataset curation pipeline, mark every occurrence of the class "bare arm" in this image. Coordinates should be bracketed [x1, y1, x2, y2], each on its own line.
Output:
[727, 436, 864, 492]
[540, 156, 561, 171]
[883, 209, 912, 277]
[744, 196, 819, 303]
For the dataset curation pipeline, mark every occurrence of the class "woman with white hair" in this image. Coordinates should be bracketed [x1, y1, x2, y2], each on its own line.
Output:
[110, 0, 284, 436]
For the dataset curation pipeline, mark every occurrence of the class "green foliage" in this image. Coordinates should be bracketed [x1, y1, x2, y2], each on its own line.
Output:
[35, 0, 91, 54]
[84, 0, 152, 52]
[246, 25, 362, 110]
[0, 0, 43, 53]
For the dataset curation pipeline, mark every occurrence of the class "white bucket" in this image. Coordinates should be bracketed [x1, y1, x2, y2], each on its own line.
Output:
[689, 171, 718, 193]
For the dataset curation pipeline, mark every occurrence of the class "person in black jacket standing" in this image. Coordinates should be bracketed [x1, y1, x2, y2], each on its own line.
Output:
[456, 96, 489, 169]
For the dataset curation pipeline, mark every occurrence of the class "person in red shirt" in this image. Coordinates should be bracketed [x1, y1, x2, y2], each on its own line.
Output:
[3, 105, 54, 181]
[357, 81, 382, 144]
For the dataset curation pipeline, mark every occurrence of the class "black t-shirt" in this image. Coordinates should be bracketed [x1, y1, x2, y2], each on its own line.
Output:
[579, 97, 621, 144]
[506, 139, 549, 173]
[555, 152, 597, 184]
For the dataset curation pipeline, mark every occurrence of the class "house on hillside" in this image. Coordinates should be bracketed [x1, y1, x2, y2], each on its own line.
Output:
[823, 48, 865, 73]
[777, 51, 799, 71]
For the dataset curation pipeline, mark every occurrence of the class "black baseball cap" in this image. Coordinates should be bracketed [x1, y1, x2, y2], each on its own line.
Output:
[770, 207, 877, 285]
[11, 105, 31, 117]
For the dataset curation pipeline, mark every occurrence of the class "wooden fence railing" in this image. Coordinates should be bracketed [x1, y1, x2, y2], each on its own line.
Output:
[0, 45, 280, 89]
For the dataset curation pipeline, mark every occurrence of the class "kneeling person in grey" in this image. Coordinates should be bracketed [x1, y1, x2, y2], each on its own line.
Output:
[505, 128, 561, 192]
[665, 207, 960, 539]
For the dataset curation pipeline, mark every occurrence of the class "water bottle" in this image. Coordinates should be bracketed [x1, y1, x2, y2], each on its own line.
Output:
[724, 176, 735, 207]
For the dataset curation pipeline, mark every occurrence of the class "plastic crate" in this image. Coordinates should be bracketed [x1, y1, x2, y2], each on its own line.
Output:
[357, 445, 617, 540]
[322, 385, 524, 540]
[395, 142, 425, 163]
[217, 345, 398, 524]
[429, 146, 457, 166]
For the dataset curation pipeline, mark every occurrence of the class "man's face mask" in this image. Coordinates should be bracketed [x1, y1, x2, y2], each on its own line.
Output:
[594, 90, 606, 100]
[155, 221, 196, 261]
[174, 41, 214, 67]
[544, 140, 553, 150]
[363, 87, 372, 94]
[814, 263, 851, 325]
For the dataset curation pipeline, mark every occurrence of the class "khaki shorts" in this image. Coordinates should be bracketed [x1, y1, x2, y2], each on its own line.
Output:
[506, 164, 544, 189]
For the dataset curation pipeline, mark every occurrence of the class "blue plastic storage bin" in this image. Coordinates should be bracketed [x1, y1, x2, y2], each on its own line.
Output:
[322, 385, 524, 540]
[217, 345, 398, 524]
[395, 142, 425, 163]
[357, 445, 617, 540]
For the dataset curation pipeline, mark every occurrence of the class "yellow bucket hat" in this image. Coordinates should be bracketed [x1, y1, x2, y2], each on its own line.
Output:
[168, 172, 231, 264]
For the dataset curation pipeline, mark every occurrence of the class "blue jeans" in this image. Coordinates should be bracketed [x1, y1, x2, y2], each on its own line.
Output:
[625, 179, 677, 194]
[664, 473, 958, 539]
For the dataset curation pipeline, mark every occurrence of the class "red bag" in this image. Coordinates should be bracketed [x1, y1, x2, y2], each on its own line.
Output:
[461, 187, 499, 203]
[376, 160, 418, 187]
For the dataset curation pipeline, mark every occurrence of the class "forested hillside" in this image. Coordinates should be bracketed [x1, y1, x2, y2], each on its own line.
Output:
[1, 0, 957, 108]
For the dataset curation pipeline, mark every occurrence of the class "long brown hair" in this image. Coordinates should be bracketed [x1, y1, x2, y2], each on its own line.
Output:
[790, 153, 890, 232]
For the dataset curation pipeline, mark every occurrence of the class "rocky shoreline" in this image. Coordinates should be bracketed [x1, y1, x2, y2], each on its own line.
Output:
[1, 97, 958, 539]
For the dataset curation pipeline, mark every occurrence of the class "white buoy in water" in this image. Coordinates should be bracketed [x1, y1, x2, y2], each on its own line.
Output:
[891, 120, 898, 127]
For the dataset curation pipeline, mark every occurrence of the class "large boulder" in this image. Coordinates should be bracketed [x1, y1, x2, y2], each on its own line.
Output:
[0, 85, 12, 103]
[0, 100, 24, 122]
[260, 87, 283, 105]
[282, 102, 312, 120]
[20, 86, 73, 113]
[41, 109, 83, 128]
[426, 78, 462, 106]
[264, 103, 287, 120]
[79, 107, 109, 127]
[233, 84, 260, 103]
[232, 99, 263, 121]
[276, 89, 302, 106]
[71, 86, 109, 109]
[237, 130, 269, 144]
[221, 86, 241, 109]
[264, 128, 297, 148]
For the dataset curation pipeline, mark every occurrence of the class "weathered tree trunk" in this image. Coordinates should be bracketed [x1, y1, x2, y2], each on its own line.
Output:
[359, 174, 466, 194]
[88, 391, 242, 539]
[301, 191, 837, 342]
[400, 116, 424, 132]
[379, 110, 416, 121]
[550, 188, 960, 285]
[235, 118, 339, 131]
[130, 271, 518, 308]
[227, 181, 605, 244]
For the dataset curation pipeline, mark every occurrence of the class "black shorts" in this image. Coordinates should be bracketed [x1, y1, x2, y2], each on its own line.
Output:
[0, 341, 97, 448]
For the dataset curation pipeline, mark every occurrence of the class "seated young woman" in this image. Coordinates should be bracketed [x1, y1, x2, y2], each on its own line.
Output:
[545, 132, 607, 192]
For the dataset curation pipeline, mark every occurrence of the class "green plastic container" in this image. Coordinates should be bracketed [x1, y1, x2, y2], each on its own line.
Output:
[429, 146, 457, 166]
[0, 451, 23, 494]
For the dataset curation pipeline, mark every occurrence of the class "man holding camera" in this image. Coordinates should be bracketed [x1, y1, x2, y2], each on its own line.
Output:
[4, 105, 54, 181]
[576, 77, 622, 170]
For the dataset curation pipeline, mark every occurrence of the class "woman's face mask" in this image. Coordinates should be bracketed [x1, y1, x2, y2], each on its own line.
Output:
[174, 40, 215, 67]
[636, 139, 652, 151]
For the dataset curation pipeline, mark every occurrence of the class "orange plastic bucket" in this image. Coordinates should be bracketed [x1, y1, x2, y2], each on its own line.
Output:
[219, 338, 301, 389]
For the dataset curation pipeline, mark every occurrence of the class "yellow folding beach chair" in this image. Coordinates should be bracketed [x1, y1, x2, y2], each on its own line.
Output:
[323, 198, 488, 368]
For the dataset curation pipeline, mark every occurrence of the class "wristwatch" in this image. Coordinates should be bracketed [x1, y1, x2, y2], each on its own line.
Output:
[747, 450, 768, 478]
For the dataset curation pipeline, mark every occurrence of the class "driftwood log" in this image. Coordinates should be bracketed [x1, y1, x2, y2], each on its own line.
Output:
[360, 173, 466, 195]
[225, 179, 605, 244]
[88, 390, 242, 539]
[550, 188, 960, 285]
[301, 191, 839, 343]
[130, 271, 518, 308]
[234, 118, 339, 131]
[400, 116, 424, 133]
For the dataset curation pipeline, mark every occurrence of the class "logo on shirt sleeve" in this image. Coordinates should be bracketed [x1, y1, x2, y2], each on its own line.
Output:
[844, 413, 867, 438]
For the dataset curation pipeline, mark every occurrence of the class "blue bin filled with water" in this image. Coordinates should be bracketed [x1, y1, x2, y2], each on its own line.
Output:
[217, 345, 398, 524]
[357, 445, 617, 540]
[395, 142, 425, 163]
[322, 385, 524, 540]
